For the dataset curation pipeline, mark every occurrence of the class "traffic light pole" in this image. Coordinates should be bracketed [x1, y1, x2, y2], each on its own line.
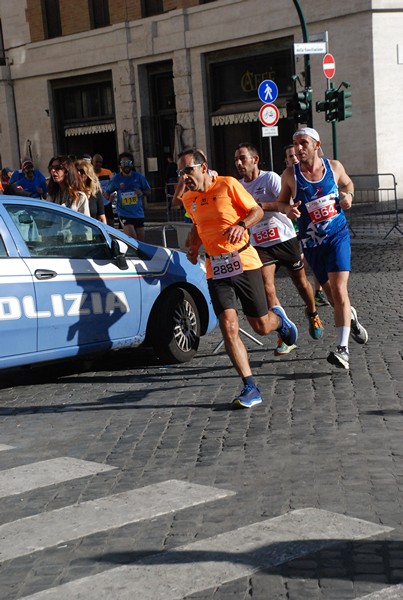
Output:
[292, 0, 312, 127]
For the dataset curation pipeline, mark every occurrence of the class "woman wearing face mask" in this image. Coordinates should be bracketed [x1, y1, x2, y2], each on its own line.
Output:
[75, 159, 106, 224]
[47, 155, 90, 216]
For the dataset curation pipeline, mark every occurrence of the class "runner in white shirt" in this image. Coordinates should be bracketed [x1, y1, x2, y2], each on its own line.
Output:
[234, 142, 324, 356]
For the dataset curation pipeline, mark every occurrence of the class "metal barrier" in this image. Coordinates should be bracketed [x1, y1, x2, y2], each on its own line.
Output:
[347, 173, 403, 239]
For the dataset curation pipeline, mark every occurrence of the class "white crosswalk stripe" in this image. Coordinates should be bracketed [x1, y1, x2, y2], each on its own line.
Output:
[0, 457, 116, 498]
[358, 585, 403, 599]
[0, 479, 235, 562]
[17, 508, 393, 600]
[0, 443, 14, 452]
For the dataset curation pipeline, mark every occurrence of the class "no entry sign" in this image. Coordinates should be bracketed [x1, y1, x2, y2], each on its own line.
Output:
[323, 53, 336, 79]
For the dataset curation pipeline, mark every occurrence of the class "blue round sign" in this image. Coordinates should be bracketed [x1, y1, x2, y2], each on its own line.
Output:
[258, 80, 278, 104]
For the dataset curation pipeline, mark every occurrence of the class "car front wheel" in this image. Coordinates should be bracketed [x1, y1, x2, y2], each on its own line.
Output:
[148, 287, 201, 363]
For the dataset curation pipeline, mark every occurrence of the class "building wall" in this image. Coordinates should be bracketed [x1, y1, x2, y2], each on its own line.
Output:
[373, 10, 403, 175]
[0, 0, 402, 196]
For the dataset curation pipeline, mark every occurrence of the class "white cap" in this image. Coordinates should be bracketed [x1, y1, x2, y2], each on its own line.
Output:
[293, 127, 324, 156]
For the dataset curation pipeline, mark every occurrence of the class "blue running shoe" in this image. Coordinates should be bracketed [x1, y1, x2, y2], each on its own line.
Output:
[271, 305, 298, 346]
[232, 384, 262, 409]
[274, 337, 297, 356]
[305, 308, 324, 340]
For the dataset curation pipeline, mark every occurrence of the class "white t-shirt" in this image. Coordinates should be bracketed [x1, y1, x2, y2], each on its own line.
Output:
[241, 170, 296, 247]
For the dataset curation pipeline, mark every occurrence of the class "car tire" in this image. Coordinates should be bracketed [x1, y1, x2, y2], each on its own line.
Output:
[148, 287, 201, 364]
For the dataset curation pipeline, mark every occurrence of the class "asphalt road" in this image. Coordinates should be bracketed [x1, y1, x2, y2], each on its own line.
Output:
[0, 234, 402, 600]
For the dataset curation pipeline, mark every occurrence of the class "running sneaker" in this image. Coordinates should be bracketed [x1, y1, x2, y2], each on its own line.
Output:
[305, 309, 324, 340]
[274, 337, 297, 356]
[327, 345, 350, 369]
[314, 290, 330, 307]
[350, 306, 368, 344]
[271, 305, 298, 346]
[231, 384, 262, 409]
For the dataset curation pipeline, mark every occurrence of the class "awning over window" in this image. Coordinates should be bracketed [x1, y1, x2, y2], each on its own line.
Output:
[211, 112, 259, 126]
[64, 123, 116, 137]
[211, 106, 287, 126]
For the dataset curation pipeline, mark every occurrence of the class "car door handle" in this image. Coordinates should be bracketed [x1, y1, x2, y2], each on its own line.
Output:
[34, 269, 57, 280]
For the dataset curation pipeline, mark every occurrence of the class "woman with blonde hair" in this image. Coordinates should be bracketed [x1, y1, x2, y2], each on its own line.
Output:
[75, 158, 106, 224]
[47, 155, 90, 216]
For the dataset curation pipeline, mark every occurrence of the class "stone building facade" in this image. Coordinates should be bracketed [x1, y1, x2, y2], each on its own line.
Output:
[0, 0, 402, 199]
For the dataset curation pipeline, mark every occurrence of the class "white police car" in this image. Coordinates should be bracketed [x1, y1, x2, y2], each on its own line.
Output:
[0, 196, 217, 369]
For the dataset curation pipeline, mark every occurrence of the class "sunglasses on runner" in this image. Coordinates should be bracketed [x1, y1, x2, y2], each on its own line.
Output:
[176, 164, 202, 178]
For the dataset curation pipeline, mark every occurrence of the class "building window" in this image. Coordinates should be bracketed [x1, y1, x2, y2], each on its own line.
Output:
[89, 0, 110, 29]
[57, 81, 114, 124]
[42, 0, 62, 39]
[142, 0, 164, 17]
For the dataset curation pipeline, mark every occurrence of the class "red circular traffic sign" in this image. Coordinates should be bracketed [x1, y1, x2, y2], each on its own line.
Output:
[323, 53, 336, 79]
[259, 103, 279, 127]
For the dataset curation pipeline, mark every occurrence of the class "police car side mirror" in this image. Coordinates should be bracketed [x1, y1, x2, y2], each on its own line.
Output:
[111, 239, 129, 270]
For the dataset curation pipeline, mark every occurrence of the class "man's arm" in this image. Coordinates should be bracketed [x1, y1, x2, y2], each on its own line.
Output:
[171, 179, 186, 207]
[186, 224, 202, 264]
[276, 168, 301, 219]
[224, 202, 264, 245]
[257, 172, 282, 212]
[331, 159, 354, 210]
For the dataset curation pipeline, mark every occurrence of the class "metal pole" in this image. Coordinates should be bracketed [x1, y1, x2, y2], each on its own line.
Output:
[329, 82, 338, 159]
[268, 137, 274, 172]
[292, 0, 312, 127]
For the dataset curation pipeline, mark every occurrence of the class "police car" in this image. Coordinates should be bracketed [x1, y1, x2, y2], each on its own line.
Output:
[0, 196, 217, 369]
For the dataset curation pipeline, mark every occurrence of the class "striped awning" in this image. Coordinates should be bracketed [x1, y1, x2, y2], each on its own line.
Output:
[64, 123, 116, 137]
[211, 106, 287, 126]
[211, 112, 259, 126]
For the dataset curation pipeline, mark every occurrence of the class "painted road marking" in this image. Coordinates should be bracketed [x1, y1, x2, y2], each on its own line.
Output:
[0, 443, 14, 452]
[0, 480, 235, 562]
[0, 457, 116, 498]
[18, 508, 393, 600]
[358, 585, 403, 599]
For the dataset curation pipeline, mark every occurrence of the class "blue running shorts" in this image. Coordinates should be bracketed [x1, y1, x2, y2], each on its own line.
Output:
[303, 227, 351, 285]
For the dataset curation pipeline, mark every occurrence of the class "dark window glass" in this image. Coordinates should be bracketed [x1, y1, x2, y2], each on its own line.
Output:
[5, 205, 110, 259]
[59, 82, 114, 123]
[42, 0, 62, 39]
[89, 0, 110, 29]
[142, 0, 164, 17]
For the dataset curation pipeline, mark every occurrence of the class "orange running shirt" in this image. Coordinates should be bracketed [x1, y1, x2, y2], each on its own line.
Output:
[182, 176, 262, 278]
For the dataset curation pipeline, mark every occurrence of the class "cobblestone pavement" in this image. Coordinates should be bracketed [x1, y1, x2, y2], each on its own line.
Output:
[0, 235, 402, 600]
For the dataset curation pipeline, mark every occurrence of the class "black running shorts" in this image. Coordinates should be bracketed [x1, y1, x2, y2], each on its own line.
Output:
[255, 237, 304, 272]
[207, 268, 268, 318]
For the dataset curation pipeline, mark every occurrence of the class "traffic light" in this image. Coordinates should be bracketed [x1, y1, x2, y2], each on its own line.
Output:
[315, 99, 328, 114]
[286, 88, 312, 124]
[324, 88, 339, 122]
[337, 89, 352, 121]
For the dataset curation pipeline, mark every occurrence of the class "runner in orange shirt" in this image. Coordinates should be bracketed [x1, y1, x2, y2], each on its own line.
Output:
[177, 147, 298, 409]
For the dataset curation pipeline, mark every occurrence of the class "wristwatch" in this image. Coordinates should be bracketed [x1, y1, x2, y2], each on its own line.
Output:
[238, 220, 247, 229]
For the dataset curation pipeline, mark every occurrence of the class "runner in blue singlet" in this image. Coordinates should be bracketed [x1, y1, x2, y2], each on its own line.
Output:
[277, 127, 368, 370]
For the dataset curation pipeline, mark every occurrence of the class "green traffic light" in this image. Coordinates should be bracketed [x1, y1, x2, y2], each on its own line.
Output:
[287, 89, 312, 124]
[338, 90, 352, 121]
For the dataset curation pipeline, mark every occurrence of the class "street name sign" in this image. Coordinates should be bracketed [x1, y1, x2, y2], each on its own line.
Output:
[294, 42, 327, 55]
